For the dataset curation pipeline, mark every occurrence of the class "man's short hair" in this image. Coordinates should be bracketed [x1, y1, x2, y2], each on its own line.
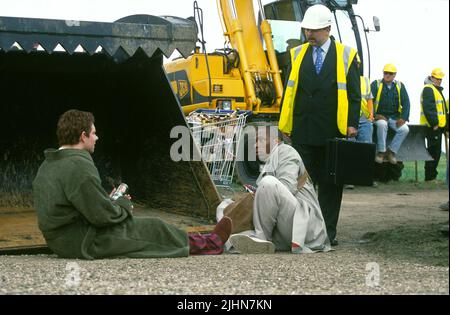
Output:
[57, 109, 95, 146]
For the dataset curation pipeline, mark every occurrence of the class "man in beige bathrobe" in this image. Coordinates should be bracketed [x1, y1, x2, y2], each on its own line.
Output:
[230, 128, 331, 254]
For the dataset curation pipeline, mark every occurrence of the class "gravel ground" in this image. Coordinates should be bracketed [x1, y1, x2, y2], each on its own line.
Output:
[0, 185, 448, 295]
[0, 250, 448, 295]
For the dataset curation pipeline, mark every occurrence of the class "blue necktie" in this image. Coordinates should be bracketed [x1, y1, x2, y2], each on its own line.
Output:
[315, 47, 323, 74]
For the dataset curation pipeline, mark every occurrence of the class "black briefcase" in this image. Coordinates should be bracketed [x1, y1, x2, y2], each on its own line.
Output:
[326, 138, 376, 186]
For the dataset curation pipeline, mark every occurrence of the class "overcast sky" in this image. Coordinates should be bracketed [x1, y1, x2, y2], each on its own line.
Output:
[0, 0, 448, 124]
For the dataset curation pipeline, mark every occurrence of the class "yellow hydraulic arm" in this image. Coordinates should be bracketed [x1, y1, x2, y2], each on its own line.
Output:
[218, 0, 283, 112]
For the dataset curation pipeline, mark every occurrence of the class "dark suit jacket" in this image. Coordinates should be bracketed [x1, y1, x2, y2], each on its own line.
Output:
[287, 41, 361, 146]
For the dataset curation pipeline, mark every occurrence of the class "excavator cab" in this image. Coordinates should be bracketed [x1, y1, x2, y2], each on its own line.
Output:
[263, 0, 374, 78]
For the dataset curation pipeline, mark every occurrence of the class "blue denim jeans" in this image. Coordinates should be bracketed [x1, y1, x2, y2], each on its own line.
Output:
[356, 117, 373, 143]
[374, 118, 409, 153]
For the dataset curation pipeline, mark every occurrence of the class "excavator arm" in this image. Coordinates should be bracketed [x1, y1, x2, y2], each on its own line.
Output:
[217, 0, 283, 112]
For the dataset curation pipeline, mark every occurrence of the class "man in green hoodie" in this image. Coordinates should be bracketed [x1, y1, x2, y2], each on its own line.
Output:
[33, 109, 231, 259]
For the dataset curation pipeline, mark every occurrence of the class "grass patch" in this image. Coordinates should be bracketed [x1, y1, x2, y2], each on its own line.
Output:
[400, 154, 448, 183]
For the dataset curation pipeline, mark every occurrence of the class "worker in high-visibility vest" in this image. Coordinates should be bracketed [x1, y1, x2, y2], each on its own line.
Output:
[420, 68, 448, 182]
[278, 4, 361, 246]
[354, 55, 374, 143]
[356, 75, 374, 143]
[371, 64, 411, 164]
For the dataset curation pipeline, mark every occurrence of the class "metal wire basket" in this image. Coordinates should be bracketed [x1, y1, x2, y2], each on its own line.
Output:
[188, 109, 250, 187]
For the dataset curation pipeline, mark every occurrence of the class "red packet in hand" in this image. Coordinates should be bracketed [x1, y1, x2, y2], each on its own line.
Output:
[243, 184, 256, 194]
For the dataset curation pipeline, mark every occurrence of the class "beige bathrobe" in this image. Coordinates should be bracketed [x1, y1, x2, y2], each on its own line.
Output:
[254, 143, 331, 253]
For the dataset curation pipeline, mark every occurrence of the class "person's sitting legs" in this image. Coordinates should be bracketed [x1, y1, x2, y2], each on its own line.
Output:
[374, 119, 388, 163]
[252, 175, 297, 250]
[386, 118, 409, 164]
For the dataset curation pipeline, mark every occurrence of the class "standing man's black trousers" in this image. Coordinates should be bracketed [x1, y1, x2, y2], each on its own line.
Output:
[425, 128, 443, 181]
[293, 143, 344, 242]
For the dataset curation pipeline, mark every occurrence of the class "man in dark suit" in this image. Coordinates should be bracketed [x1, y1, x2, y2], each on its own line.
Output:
[278, 5, 361, 245]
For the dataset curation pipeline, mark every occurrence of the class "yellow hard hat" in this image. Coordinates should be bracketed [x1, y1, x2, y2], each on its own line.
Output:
[431, 68, 445, 79]
[383, 64, 397, 73]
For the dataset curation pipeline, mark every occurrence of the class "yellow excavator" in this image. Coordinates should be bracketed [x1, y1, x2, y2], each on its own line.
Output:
[165, 0, 284, 116]
[164, 0, 379, 184]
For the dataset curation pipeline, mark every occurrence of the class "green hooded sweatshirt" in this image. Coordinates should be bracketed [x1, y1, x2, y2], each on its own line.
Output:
[33, 149, 189, 259]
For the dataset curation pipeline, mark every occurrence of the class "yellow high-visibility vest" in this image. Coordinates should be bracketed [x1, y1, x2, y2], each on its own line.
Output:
[360, 76, 372, 119]
[279, 41, 358, 135]
[374, 80, 403, 114]
[420, 84, 446, 128]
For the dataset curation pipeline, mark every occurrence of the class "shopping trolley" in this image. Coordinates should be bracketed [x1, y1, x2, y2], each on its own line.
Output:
[187, 109, 251, 187]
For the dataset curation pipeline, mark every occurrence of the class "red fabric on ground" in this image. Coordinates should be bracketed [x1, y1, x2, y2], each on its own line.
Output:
[188, 232, 224, 255]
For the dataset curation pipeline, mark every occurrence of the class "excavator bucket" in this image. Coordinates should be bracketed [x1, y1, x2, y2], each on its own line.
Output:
[0, 15, 221, 251]
[393, 125, 433, 162]
[374, 124, 433, 182]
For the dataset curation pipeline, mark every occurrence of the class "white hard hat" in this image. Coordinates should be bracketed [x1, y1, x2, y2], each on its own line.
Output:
[300, 4, 333, 30]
